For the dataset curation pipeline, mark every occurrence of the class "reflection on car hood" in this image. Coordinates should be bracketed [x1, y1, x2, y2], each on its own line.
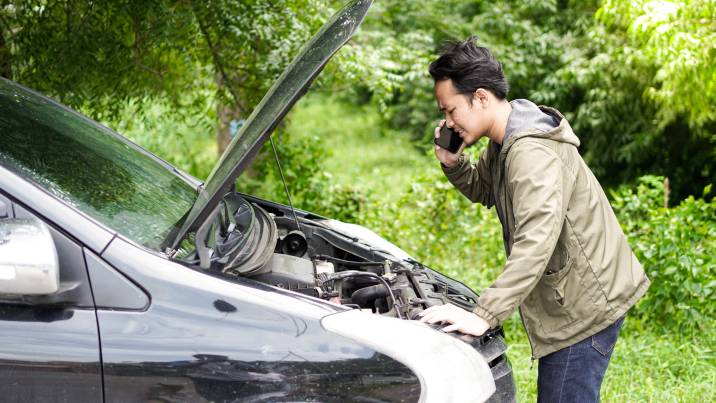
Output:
[319, 219, 414, 261]
[168, 0, 372, 250]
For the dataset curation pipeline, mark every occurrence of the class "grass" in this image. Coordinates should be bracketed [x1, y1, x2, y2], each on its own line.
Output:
[286, 93, 431, 202]
[501, 314, 716, 402]
[284, 91, 716, 402]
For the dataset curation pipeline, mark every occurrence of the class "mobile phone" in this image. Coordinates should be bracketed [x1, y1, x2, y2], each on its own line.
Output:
[434, 124, 462, 154]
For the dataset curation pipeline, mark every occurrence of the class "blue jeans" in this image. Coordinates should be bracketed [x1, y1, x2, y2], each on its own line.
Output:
[537, 316, 625, 403]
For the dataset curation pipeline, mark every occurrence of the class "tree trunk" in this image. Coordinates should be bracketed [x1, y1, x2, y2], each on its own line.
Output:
[0, 28, 11, 79]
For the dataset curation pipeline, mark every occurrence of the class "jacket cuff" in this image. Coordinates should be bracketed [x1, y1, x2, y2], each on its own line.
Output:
[441, 154, 466, 174]
[472, 305, 499, 329]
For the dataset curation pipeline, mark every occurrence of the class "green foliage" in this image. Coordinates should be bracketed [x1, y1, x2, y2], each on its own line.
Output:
[5, 0, 713, 200]
[1, 0, 332, 122]
[188, 0, 331, 110]
[329, 0, 601, 142]
[323, 0, 461, 141]
[284, 93, 431, 201]
[97, 95, 218, 181]
[598, 0, 716, 127]
[236, 127, 365, 223]
[540, 0, 716, 202]
[2, 1, 198, 114]
[324, 0, 715, 202]
[598, 319, 716, 402]
[360, 146, 506, 291]
[611, 176, 716, 335]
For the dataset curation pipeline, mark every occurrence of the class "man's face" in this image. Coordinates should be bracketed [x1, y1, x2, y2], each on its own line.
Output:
[434, 79, 491, 146]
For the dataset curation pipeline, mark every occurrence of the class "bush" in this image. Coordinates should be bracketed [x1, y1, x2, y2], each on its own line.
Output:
[237, 128, 366, 223]
[99, 96, 217, 181]
[611, 176, 716, 335]
[361, 144, 506, 291]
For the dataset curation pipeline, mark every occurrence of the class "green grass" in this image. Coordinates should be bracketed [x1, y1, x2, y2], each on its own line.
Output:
[285, 91, 716, 402]
[286, 93, 430, 202]
[501, 314, 716, 402]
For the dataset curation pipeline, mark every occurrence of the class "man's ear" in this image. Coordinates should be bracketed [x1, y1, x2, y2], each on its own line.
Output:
[472, 88, 489, 107]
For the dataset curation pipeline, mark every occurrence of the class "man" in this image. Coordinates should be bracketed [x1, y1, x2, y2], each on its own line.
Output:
[418, 38, 650, 402]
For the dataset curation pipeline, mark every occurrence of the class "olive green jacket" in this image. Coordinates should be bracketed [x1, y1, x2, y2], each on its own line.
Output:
[442, 106, 650, 359]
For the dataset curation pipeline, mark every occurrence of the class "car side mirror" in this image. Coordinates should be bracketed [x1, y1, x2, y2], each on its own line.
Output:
[0, 218, 60, 295]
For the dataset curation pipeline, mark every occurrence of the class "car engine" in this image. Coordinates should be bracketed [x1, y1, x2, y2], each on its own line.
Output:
[250, 214, 479, 320]
[181, 194, 478, 319]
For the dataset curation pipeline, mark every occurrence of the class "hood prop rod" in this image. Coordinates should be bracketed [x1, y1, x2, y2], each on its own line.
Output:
[270, 136, 302, 232]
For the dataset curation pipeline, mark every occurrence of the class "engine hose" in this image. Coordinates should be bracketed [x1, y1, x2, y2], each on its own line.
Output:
[326, 270, 403, 319]
[351, 284, 390, 308]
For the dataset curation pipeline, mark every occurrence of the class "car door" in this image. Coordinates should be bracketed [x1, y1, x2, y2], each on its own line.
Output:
[0, 195, 102, 402]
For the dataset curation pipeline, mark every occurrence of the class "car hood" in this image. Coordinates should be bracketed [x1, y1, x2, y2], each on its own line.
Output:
[168, 0, 372, 250]
[318, 219, 415, 262]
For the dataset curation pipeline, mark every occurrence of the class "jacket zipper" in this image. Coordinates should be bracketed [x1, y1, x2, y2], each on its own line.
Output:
[496, 151, 511, 254]
[502, 149, 536, 366]
[519, 306, 537, 367]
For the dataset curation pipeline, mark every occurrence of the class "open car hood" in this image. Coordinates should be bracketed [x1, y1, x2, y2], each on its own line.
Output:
[168, 0, 372, 250]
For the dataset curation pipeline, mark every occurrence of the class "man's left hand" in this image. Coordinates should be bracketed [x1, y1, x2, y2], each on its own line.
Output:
[418, 303, 491, 336]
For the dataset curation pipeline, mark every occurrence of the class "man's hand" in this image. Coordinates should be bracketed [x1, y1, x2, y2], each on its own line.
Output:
[418, 303, 491, 336]
[434, 120, 466, 168]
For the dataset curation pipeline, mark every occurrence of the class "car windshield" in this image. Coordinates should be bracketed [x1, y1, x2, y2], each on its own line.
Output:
[0, 79, 198, 251]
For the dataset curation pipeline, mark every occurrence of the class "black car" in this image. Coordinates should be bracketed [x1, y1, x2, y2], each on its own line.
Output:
[0, 0, 515, 401]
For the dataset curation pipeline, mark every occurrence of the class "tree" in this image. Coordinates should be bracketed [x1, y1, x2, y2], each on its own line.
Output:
[542, 0, 716, 201]
[337, 0, 713, 201]
[598, 0, 716, 127]
[326, 0, 601, 138]
[0, 0, 331, 155]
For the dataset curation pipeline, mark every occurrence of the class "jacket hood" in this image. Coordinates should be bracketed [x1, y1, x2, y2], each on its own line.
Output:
[500, 102, 580, 156]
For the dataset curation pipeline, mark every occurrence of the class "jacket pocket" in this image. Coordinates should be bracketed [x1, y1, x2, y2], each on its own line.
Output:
[529, 254, 577, 333]
[542, 254, 572, 306]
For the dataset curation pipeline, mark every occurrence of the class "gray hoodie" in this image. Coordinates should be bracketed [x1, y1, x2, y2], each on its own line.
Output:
[502, 99, 560, 147]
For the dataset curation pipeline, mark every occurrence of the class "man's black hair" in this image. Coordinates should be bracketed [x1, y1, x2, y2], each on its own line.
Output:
[429, 36, 509, 100]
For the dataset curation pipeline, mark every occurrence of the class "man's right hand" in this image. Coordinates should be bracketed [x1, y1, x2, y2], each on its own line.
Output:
[434, 119, 466, 168]
[418, 303, 491, 337]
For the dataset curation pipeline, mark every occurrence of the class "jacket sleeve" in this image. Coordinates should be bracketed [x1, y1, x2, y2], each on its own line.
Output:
[472, 142, 572, 327]
[441, 148, 495, 208]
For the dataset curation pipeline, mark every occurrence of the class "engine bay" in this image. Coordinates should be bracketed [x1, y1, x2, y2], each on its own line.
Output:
[178, 194, 479, 320]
